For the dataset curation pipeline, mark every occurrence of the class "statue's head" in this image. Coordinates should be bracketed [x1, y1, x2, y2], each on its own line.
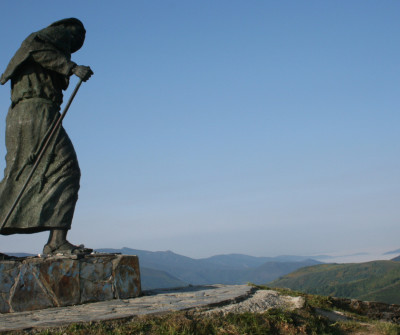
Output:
[49, 18, 86, 53]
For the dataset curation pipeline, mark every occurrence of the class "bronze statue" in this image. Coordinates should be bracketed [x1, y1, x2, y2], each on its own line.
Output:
[0, 18, 93, 255]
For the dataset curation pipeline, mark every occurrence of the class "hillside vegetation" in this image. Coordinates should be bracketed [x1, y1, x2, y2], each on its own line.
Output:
[271, 260, 400, 304]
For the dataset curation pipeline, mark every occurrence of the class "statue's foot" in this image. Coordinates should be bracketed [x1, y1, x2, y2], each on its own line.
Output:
[43, 241, 93, 256]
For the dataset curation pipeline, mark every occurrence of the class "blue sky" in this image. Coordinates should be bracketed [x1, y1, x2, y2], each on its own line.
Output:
[0, 1, 399, 259]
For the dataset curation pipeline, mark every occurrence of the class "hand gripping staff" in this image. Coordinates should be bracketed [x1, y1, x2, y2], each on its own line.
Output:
[0, 78, 84, 232]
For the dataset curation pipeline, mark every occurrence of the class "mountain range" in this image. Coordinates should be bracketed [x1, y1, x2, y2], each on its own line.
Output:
[96, 248, 322, 290]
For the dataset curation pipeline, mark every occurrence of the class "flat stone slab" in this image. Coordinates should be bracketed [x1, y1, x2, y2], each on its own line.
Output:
[205, 289, 305, 315]
[0, 254, 141, 313]
[0, 284, 254, 332]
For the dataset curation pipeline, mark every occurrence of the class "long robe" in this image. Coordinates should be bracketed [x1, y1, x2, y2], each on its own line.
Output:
[0, 22, 83, 234]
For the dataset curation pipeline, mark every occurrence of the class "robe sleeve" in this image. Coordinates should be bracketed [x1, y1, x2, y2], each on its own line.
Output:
[31, 50, 76, 76]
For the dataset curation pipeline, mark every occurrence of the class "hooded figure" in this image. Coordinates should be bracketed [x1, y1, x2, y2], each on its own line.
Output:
[0, 18, 93, 255]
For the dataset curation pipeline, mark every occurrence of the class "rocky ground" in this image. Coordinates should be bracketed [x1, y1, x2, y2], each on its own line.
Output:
[0, 285, 254, 332]
[0, 284, 399, 334]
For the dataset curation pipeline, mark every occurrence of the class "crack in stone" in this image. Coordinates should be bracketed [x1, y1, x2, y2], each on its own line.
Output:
[31, 265, 60, 307]
[8, 263, 22, 313]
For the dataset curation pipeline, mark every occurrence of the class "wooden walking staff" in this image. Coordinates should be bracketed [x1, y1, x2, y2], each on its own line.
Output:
[0, 78, 84, 232]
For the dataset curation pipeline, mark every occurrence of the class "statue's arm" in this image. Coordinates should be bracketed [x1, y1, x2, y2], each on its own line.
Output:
[31, 50, 76, 76]
[31, 50, 93, 81]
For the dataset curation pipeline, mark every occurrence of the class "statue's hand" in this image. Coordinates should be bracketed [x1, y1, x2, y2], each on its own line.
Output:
[72, 65, 93, 82]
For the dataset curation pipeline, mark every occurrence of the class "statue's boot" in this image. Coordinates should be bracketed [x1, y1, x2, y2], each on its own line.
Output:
[43, 241, 93, 256]
[43, 229, 93, 256]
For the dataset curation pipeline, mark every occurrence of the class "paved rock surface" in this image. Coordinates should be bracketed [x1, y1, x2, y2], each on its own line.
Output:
[205, 289, 305, 315]
[0, 285, 255, 332]
[0, 285, 307, 332]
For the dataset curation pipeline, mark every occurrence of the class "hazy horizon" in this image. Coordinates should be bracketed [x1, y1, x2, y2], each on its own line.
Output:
[3, 241, 399, 264]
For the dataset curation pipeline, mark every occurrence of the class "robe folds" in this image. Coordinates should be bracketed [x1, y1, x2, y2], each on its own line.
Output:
[0, 20, 84, 234]
[0, 99, 80, 234]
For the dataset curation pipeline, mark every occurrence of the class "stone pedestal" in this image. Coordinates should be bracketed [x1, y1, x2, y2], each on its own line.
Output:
[0, 254, 141, 313]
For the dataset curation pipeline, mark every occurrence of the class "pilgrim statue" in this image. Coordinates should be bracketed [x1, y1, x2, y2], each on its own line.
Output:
[0, 18, 93, 255]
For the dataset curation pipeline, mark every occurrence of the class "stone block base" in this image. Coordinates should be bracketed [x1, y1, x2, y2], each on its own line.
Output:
[0, 254, 141, 313]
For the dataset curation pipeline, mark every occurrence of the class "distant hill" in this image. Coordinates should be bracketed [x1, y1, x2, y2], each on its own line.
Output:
[96, 248, 321, 288]
[140, 267, 187, 290]
[7, 252, 35, 257]
[244, 259, 321, 283]
[200, 254, 325, 268]
[392, 255, 400, 262]
[385, 248, 400, 255]
[270, 260, 400, 305]
[199, 253, 275, 269]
